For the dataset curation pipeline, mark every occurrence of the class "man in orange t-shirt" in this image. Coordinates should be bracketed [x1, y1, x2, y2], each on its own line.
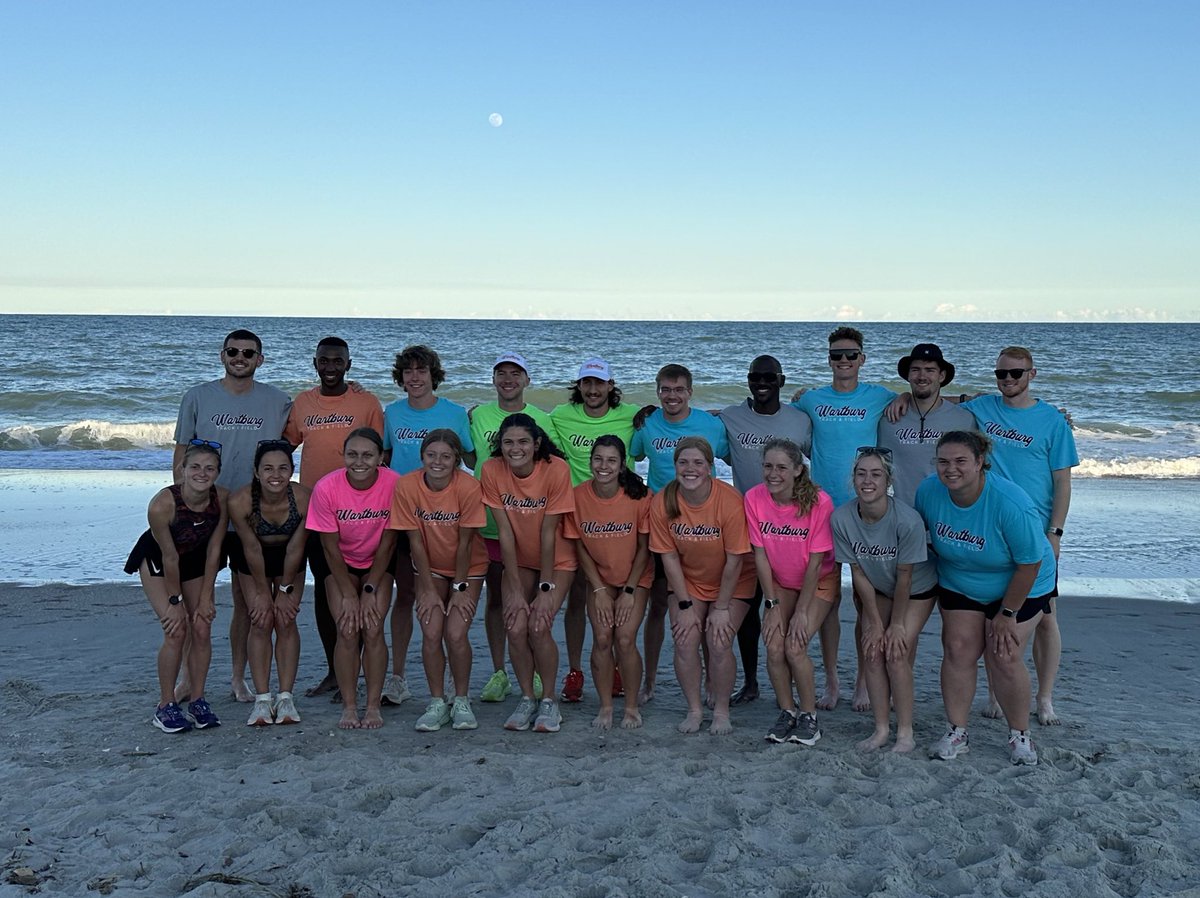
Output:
[283, 336, 385, 696]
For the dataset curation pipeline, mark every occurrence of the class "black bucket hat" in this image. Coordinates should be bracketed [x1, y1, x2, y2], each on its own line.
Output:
[897, 343, 955, 386]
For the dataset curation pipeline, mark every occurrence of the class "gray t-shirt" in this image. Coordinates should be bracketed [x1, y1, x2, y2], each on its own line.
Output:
[175, 379, 293, 490]
[831, 499, 937, 597]
[718, 400, 813, 494]
[877, 398, 976, 507]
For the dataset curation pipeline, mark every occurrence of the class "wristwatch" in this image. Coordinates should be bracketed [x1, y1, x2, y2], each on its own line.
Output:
[1046, 527, 1064, 537]
[1000, 606, 1018, 619]
[764, 597, 779, 610]
[280, 584, 294, 595]
[677, 598, 693, 610]
[452, 581, 469, 593]
[539, 581, 554, 593]
[168, 594, 183, 606]
[362, 583, 375, 594]
[623, 586, 636, 596]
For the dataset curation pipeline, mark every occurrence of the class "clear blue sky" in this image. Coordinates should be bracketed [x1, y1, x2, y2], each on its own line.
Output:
[1, 1, 1196, 321]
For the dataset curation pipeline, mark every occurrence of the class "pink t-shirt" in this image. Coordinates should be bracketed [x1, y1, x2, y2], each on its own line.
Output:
[308, 467, 400, 570]
[743, 483, 835, 590]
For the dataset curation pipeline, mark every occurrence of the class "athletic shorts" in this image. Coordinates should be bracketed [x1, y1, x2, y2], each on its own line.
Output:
[750, 571, 838, 605]
[938, 588, 1054, 623]
[306, 530, 331, 581]
[226, 539, 292, 578]
[871, 585, 940, 603]
[124, 530, 224, 582]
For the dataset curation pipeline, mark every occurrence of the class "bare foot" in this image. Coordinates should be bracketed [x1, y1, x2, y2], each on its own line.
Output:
[816, 683, 840, 712]
[231, 678, 255, 704]
[678, 710, 703, 734]
[856, 731, 889, 752]
[1037, 697, 1061, 726]
[338, 708, 360, 730]
[637, 684, 655, 705]
[592, 707, 614, 731]
[851, 684, 871, 713]
[891, 734, 916, 754]
[709, 712, 733, 736]
[304, 672, 338, 698]
[731, 682, 759, 705]
[361, 708, 384, 730]
[621, 708, 643, 730]
[982, 694, 1004, 719]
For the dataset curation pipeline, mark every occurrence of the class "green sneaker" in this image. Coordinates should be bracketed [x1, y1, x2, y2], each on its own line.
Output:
[533, 673, 544, 701]
[480, 669, 512, 703]
[451, 696, 478, 730]
[415, 697, 451, 732]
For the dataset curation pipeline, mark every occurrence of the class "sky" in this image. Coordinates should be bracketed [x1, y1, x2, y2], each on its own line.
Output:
[0, 1, 1196, 322]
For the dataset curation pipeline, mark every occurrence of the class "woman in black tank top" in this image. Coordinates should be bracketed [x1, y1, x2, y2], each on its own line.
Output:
[228, 441, 311, 726]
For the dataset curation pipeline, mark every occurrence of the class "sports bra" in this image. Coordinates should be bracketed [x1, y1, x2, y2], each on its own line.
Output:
[253, 483, 302, 538]
[167, 485, 222, 554]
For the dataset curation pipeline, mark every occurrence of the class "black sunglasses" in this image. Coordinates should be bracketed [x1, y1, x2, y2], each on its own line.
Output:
[829, 349, 861, 361]
[257, 439, 294, 451]
[994, 368, 1030, 380]
[747, 372, 781, 384]
[189, 438, 222, 451]
[224, 347, 259, 359]
[855, 446, 893, 459]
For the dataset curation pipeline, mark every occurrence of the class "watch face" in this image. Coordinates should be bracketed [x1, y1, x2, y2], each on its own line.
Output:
[540, 582, 552, 592]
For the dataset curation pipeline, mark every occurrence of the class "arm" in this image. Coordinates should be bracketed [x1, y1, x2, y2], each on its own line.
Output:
[575, 537, 614, 629]
[530, 512, 564, 632]
[616, 532, 652, 628]
[493, 509, 527, 629]
[752, 546, 784, 645]
[195, 489, 229, 623]
[275, 514, 307, 625]
[990, 561, 1041, 659]
[1047, 467, 1072, 559]
[848, 563, 885, 660]
[360, 529, 397, 630]
[788, 552, 827, 649]
[661, 550, 700, 643]
[146, 491, 187, 635]
[884, 563, 914, 662]
[320, 530, 360, 635]
[229, 492, 272, 627]
[447, 527, 482, 623]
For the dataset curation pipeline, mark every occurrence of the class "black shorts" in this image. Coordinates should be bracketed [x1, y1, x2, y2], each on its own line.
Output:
[909, 585, 940, 602]
[307, 530, 331, 581]
[124, 530, 224, 582]
[227, 539, 292, 578]
[938, 587, 1054, 623]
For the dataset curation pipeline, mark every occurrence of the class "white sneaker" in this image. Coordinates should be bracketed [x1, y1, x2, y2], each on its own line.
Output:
[1009, 729, 1038, 766]
[273, 691, 300, 725]
[247, 694, 274, 727]
[533, 698, 563, 733]
[382, 674, 412, 706]
[451, 696, 478, 730]
[504, 696, 539, 731]
[929, 725, 970, 760]
[415, 697, 452, 732]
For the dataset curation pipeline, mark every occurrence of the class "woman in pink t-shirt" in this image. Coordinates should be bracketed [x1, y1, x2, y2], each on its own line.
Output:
[744, 438, 835, 748]
[308, 427, 399, 730]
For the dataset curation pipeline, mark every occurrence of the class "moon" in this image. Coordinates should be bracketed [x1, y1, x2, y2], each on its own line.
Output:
[488, 112, 503, 127]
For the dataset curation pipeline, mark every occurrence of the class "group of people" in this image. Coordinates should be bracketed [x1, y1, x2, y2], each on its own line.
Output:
[127, 326, 1077, 766]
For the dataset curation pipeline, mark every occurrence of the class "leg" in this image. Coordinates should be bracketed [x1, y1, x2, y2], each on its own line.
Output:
[587, 596, 616, 730]
[484, 559, 507, 673]
[615, 588, 648, 729]
[360, 577, 395, 729]
[142, 568, 185, 707]
[445, 582, 480, 696]
[563, 577, 587, 692]
[890, 597, 935, 753]
[418, 589, 449, 699]
[505, 568, 538, 697]
[670, 599, 707, 733]
[228, 570, 254, 702]
[816, 572, 842, 710]
[788, 598, 834, 714]
[764, 588, 799, 713]
[707, 602, 750, 735]
[939, 609, 986, 729]
[1033, 600, 1062, 724]
[986, 613, 1041, 733]
[306, 532, 339, 695]
[732, 588, 762, 704]
[389, 545, 415, 680]
[240, 573, 275, 696]
[640, 577, 667, 704]
[850, 585, 870, 712]
[857, 595, 893, 752]
[531, 570, 574, 700]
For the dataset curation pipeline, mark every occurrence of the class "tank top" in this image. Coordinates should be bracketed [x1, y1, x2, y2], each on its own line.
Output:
[167, 484, 221, 555]
[253, 483, 302, 538]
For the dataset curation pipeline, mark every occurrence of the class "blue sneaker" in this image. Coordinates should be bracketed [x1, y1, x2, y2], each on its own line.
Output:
[187, 697, 221, 729]
[153, 702, 193, 733]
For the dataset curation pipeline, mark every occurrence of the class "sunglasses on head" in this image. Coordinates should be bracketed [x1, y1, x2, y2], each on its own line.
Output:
[747, 372, 781, 384]
[224, 347, 259, 359]
[855, 445, 893, 459]
[994, 368, 1030, 380]
[829, 349, 861, 361]
[189, 438, 222, 451]
[257, 439, 293, 451]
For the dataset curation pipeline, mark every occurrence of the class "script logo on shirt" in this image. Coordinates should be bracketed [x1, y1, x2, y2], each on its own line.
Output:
[581, 520, 633, 537]
[815, 405, 866, 421]
[416, 507, 461, 524]
[567, 433, 595, 449]
[393, 426, 430, 442]
[651, 437, 680, 452]
[757, 522, 810, 540]
[851, 540, 898, 559]
[211, 413, 265, 429]
[670, 522, 721, 540]
[982, 422, 1034, 448]
[305, 413, 356, 429]
[736, 433, 772, 448]
[336, 508, 390, 522]
[501, 493, 547, 511]
[934, 521, 986, 551]
[893, 426, 941, 445]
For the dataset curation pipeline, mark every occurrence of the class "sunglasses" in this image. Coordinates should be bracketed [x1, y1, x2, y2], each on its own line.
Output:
[829, 350, 861, 361]
[257, 439, 294, 451]
[189, 439, 222, 451]
[747, 372, 781, 384]
[224, 347, 259, 359]
[994, 368, 1030, 380]
[855, 445, 893, 459]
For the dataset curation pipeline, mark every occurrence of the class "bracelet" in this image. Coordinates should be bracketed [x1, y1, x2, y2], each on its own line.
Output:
[593, 586, 608, 593]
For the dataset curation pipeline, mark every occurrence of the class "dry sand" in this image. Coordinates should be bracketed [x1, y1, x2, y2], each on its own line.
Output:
[2, 584, 1198, 898]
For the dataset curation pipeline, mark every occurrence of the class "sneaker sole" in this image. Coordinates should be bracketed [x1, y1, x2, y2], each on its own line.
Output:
[787, 731, 822, 746]
[247, 717, 273, 727]
[930, 744, 969, 760]
[504, 719, 535, 731]
[152, 717, 191, 734]
[274, 716, 301, 725]
[764, 733, 791, 744]
[533, 720, 561, 733]
[415, 722, 448, 732]
[452, 719, 479, 730]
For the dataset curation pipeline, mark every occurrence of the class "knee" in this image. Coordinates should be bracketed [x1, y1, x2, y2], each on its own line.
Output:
[784, 641, 809, 666]
[615, 631, 637, 654]
[506, 620, 529, 642]
[591, 630, 614, 653]
[190, 618, 212, 641]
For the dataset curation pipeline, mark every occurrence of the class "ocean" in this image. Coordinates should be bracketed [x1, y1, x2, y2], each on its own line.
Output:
[1, 314, 1197, 599]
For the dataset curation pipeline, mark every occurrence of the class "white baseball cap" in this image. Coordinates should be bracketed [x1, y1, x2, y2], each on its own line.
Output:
[493, 352, 530, 377]
[577, 357, 613, 381]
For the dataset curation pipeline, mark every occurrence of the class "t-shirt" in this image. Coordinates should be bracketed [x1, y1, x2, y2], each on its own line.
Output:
[792, 383, 896, 506]
[382, 396, 474, 475]
[718, 400, 813, 494]
[831, 499, 938, 597]
[175, 379, 292, 491]
[648, 480, 755, 600]
[389, 469, 488, 578]
[284, 387, 385, 488]
[963, 396, 1080, 529]
[549, 402, 638, 485]
[563, 481, 654, 589]
[307, 467, 400, 570]
[469, 401, 558, 540]
[480, 455, 577, 571]
[743, 483, 835, 590]
[914, 472, 1058, 603]
[631, 408, 731, 493]
[877, 398, 977, 507]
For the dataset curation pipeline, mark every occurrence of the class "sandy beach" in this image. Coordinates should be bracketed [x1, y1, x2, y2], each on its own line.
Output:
[2, 584, 1198, 898]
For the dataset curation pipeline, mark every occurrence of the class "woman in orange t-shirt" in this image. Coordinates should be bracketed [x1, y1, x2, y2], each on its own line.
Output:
[390, 429, 488, 733]
[480, 413, 576, 734]
[565, 435, 653, 731]
[649, 436, 754, 736]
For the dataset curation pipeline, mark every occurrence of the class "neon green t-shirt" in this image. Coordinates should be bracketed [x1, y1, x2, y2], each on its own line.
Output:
[549, 401, 638, 485]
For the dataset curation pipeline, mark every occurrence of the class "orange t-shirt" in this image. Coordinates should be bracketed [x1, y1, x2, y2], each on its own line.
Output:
[649, 479, 755, 600]
[284, 387, 386, 488]
[389, 469, 488, 578]
[481, 455, 577, 572]
[564, 481, 653, 589]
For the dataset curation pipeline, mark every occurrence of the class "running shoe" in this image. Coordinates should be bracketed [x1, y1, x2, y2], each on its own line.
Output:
[247, 695, 274, 727]
[381, 674, 412, 706]
[562, 668, 584, 703]
[451, 696, 478, 730]
[273, 692, 301, 725]
[187, 697, 221, 729]
[504, 696, 539, 731]
[612, 667, 625, 698]
[415, 697, 452, 732]
[765, 709, 798, 743]
[153, 702, 193, 734]
[533, 673, 544, 700]
[929, 725, 970, 760]
[1009, 730, 1039, 766]
[533, 698, 563, 733]
[480, 669, 512, 703]
[787, 711, 821, 746]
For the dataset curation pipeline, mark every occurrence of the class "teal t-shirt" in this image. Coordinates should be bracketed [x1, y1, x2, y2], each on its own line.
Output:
[631, 408, 730, 493]
[792, 383, 896, 506]
[382, 396, 474, 475]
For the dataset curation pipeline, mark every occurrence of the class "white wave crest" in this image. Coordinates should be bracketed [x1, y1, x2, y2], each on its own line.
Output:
[1077, 456, 1200, 479]
[0, 419, 176, 450]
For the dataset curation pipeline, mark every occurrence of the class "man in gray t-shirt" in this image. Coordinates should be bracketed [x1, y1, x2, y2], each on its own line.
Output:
[173, 329, 292, 704]
[878, 343, 974, 507]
